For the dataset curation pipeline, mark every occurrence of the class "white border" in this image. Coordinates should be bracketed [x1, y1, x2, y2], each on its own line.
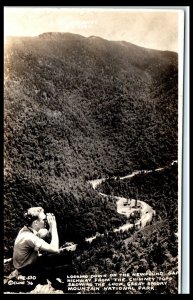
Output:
[181, 6, 190, 295]
[178, 9, 184, 294]
[4, 5, 189, 294]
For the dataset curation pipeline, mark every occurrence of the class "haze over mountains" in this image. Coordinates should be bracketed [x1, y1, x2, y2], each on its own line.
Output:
[4, 33, 178, 255]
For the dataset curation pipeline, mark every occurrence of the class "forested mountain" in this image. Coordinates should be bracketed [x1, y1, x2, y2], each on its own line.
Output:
[4, 33, 178, 257]
[97, 164, 178, 231]
[75, 164, 178, 294]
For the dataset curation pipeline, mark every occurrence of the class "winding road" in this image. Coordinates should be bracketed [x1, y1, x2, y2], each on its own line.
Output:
[64, 160, 177, 250]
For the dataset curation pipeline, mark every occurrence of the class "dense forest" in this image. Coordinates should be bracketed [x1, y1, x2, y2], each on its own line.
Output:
[97, 163, 178, 231]
[74, 164, 178, 294]
[4, 32, 178, 293]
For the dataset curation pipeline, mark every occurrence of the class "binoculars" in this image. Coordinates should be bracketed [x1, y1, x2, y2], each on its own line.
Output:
[44, 213, 55, 229]
[44, 217, 49, 229]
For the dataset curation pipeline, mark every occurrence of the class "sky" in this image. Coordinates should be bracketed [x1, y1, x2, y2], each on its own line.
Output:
[4, 7, 183, 52]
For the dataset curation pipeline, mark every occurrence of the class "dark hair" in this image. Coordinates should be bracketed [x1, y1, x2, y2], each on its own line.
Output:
[23, 212, 38, 226]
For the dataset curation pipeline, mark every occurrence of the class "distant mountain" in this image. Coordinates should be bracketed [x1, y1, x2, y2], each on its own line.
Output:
[4, 32, 178, 254]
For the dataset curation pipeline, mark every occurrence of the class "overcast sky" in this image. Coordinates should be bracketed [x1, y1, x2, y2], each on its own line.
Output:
[4, 7, 183, 52]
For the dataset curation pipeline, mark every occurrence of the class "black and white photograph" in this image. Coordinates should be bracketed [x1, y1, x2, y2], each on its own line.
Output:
[4, 6, 187, 294]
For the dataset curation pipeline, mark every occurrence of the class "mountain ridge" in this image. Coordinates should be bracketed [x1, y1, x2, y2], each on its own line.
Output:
[4, 31, 178, 255]
[6, 32, 178, 55]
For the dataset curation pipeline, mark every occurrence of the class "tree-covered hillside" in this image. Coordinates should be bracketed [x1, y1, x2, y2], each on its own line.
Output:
[97, 164, 178, 230]
[4, 33, 178, 256]
[75, 164, 178, 294]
